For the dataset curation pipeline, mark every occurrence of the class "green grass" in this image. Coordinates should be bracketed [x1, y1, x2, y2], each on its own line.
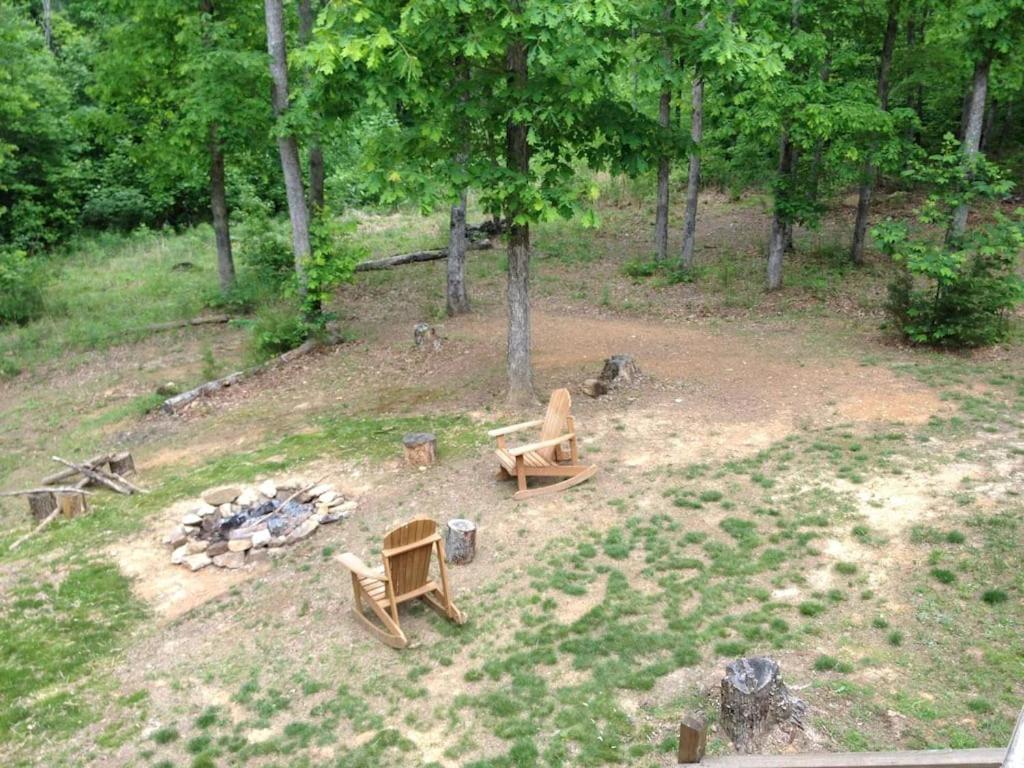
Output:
[0, 562, 147, 741]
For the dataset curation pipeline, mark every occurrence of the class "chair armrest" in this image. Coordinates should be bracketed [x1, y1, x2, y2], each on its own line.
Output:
[336, 552, 387, 581]
[488, 419, 544, 438]
[509, 433, 575, 457]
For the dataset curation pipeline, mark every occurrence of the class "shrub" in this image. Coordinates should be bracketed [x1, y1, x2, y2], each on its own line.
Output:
[981, 589, 1008, 605]
[245, 300, 308, 362]
[931, 568, 957, 585]
[874, 137, 1024, 348]
[0, 249, 45, 326]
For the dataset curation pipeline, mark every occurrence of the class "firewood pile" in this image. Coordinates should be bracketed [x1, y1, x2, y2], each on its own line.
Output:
[2, 451, 144, 551]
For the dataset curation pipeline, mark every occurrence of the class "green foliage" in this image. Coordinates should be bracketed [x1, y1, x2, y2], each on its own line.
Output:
[245, 300, 309, 362]
[0, 250, 45, 326]
[875, 138, 1024, 348]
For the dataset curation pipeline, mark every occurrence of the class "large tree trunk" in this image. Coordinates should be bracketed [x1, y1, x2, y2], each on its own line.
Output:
[265, 0, 313, 303]
[208, 124, 235, 291]
[297, 0, 325, 212]
[680, 74, 703, 269]
[767, 134, 794, 291]
[949, 56, 990, 243]
[850, 6, 898, 266]
[505, 33, 535, 406]
[41, 0, 53, 49]
[447, 190, 471, 316]
[653, 5, 673, 262]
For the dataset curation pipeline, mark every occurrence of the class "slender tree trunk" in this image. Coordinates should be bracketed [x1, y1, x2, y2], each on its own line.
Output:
[265, 0, 313, 303]
[208, 124, 235, 291]
[297, 0, 325, 213]
[654, 87, 671, 261]
[851, 6, 898, 265]
[653, 4, 673, 262]
[505, 33, 535, 406]
[447, 190, 470, 316]
[768, 134, 794, 291]
[949, 56, 990, 243]
[680, 74, 703, 269]
[41, 0, 53, 49]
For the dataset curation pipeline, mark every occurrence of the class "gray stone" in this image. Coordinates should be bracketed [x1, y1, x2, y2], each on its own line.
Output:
[236, 488, 260, 508]
[251, 529, 272, 548]
[186, 539, 209, 554]
[194, 502, 217, 517]
[333, 500, 358, 513]
[164, 527, 188, 548]
[206, 540, 230, 557]
[217, 503, 233, 516]
[202, 486, 241, 506]
[247, 549, 271, 566]
[258, 480, 277, 499]
[318, 490, 338, 505]
[268, 536, 287, 548]
[181, 512, 202, 526]
[170, 544, 188, 564]
[308, 483, 332, 499]
[212, 551, 246, 569]
[288, 517, 320, 543]
[185, 553, 212, 571]
[228, 537, 252, 552]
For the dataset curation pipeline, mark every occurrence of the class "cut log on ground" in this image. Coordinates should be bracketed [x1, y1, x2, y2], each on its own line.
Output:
[720, 657, 805, 754]
[0, 487, 95, 498]
[144, 315, 232, 332]
[27, 491, 56, 521]
[600, 354, 640, 385]
[354, 239, 492, 272]
[403, 433, 437, 466]
[109, 451, 136, 476]
[582, 378, 608, 398]
[57, 491, 87, 518]
[445, 519, 477, 564]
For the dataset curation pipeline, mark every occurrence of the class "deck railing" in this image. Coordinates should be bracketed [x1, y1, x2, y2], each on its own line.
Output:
[678, 707, 1023, 768]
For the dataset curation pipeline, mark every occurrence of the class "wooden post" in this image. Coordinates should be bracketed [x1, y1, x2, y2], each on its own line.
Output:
[109, 452, 135, 476]
[27, 492, 56, 521]
[678, 714, 707, 764]
[445, 519, 477, 564]
[403, 433, 437, 466]
[721, 657, 805, 754]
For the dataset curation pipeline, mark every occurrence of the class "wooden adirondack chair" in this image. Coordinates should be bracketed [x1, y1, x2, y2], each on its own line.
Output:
[337, 517, 466, 649]
[489, 388, 597, 500]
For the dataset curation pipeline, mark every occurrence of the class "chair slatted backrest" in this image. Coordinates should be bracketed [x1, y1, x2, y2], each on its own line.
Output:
[382, 517, 437, 598]
[537, 388, 572, 461]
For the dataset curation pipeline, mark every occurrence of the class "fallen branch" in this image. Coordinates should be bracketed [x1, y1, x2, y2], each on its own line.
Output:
[278, 475, 329, 509]
[159, 338, 321, 414]
[9, 508, 62, 551]
[354, 239, 492, 272]
[107, 471, 148, 495]
[51, 456, 133, 495]
[145, 315, 233, 333]
[0, 487, 93, 497]
[41, 453, 110, 486]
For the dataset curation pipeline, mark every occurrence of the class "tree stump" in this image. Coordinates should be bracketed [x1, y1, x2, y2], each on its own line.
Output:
[720, 657, 805, 754]
[109, 451, 135, 476]
[582, 378, 608, 398]
[56, 492, 87, 518]
[600, 354, 639, 385]
[27, 492, 56, 521]
[403, 433, 437, 466]
[445, 519, 477, 564]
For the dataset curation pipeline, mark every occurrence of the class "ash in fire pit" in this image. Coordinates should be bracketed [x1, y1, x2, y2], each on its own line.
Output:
[163, 480, 356, 571]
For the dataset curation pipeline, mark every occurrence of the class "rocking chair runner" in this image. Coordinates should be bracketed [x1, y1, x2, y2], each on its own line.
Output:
[489, 388, 598, 500]
[337, 517, 465, 649]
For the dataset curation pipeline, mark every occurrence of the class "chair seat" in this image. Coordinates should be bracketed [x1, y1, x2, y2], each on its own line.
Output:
[495, 448, 551, 473]
[359, 568, 388, 607]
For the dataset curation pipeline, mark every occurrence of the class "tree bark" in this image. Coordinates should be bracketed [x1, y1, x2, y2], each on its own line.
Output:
[444, 519, 477, 565]
[447, 190, 471, 315]
[297, 0, 325, 212]
[653, 5, 673, 262]
[767, 134, 794, 291]
[41, 0, 53, 50]
[505, 31, 536, 406]
[208, 124, 236, 290]
[949, 56, 990, 243]
[850, 5, 898, 266]
[720, 657, 805, 754]
[265, 0, 313, 302]
[680, 74, 703, 269]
